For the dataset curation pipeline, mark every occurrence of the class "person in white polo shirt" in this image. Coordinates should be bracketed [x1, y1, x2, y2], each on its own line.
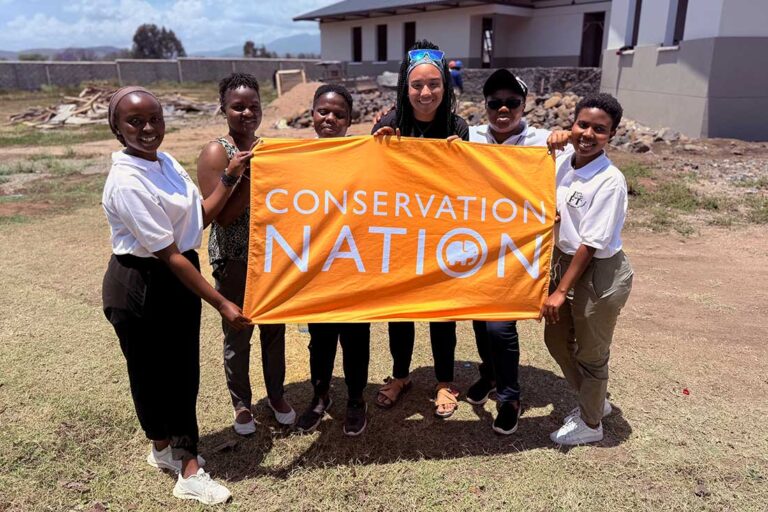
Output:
[541, 93, 634, 446]
[465, 69, 551, 436]
[101, 86, 252, 504]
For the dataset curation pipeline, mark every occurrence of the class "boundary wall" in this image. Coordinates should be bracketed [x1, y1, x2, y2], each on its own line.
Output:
[0, 58, 322, 90]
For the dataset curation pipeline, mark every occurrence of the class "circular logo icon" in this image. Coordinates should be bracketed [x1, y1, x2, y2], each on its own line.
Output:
[436, 228, 488, 278]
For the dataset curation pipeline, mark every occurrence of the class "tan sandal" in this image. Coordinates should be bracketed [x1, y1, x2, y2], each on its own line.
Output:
[376, 377, 412, 409]
[434, 386, 459, 418]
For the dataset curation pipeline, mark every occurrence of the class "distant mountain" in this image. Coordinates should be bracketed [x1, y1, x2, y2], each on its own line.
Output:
[0, 46, 126, 60]
[191, 33, 320, 58]
[192, 45, 243, 58]
[266, 33, 320, 56]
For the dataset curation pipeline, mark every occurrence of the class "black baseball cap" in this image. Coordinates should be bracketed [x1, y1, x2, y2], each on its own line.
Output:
[483, 69, 529, 98]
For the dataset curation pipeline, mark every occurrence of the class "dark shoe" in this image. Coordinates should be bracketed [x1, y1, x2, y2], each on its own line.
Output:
[466, 378, 496, 405]
[295, 396, 332, 434]
[343, 399, 368, 437]
[492, 401, 521, 435]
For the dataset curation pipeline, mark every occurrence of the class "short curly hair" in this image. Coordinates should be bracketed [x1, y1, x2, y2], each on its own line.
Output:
[218, 72, 260, 111]
[574, 93, 623, 131]
[312, 84, 354, 117]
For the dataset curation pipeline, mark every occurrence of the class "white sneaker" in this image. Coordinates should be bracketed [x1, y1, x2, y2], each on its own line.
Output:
[563, 399, 612, 424]
[173, 468, 231, 505]
[268, 400, 297, 426]
[233, 410, 257, 436]
[146, 445, 205, 473]
[550, 416, 603, 446]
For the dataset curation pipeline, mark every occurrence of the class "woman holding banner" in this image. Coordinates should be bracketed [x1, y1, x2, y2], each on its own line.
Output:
[372, 40, 469, 418]
[464, 69, 553, 435]
[101, 86, 251, 504]
[197, 73, 296, 435]
[542, 93, 633, 445]
[294, 84, 371, 437]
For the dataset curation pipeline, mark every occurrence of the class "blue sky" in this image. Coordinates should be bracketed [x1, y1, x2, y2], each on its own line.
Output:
[0, 0, 333, 52]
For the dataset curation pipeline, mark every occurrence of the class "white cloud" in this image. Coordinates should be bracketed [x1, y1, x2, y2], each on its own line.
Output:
[0, 0, 330, 51]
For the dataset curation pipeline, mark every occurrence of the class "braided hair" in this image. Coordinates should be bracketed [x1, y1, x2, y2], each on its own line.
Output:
[395, 39, 457, 137]
[218, 72, 260, 112]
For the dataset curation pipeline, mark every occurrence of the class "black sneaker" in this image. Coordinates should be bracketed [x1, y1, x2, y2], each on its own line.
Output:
[466, 378, 496, 405]
[343, 399, 368, 437]
[295, 396, 332, 434]
[492, 401, 521, 435]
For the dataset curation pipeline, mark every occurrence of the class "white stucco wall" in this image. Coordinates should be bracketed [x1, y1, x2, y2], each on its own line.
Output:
[606, 0, 632, 49]
[718, 0, 768, 37]
[318, 2, 610, 62]
[681, 0, 725, 40]
[636, 0, 675, 45]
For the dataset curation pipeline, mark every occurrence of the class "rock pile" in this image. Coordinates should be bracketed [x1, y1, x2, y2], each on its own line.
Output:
[8, 85, 219, 129]
[283, 88, 684, 153]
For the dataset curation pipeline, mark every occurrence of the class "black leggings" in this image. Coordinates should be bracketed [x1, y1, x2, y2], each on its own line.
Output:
[388, 321, 456, 382]
[307, 323, 370, 401]
[102, 251, 201, 460]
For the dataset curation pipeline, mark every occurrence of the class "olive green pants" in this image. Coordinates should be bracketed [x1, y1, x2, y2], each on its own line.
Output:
[544, 247, 633, 425]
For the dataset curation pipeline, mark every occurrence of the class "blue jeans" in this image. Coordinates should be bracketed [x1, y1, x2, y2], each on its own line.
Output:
[473, 320, 520, 403]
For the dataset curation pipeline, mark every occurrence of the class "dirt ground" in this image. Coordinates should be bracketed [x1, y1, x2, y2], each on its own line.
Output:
[0, 87, 767, 511]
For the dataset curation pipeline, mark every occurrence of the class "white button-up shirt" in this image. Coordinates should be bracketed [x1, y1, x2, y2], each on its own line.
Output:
[102, 151, 203, 258]
[469, 119, 550, 146]
[555, 150, 627, 258]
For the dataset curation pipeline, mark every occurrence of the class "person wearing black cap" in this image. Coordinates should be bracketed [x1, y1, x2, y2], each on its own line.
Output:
[468, 69, 549, 146]
[466, 69, 552, 436]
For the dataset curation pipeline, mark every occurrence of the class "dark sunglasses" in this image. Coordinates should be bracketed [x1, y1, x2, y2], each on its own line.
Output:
[486, 98, 523, 110]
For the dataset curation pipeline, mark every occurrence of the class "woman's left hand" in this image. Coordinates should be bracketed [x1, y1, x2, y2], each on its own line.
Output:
[540, 290, 566, 324]
[446, 135, 461, 144]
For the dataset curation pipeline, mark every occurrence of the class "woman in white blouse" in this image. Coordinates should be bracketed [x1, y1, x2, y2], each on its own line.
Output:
[101, 86, 252, 505]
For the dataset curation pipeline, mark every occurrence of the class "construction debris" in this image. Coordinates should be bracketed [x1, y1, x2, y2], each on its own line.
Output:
[7, 85, 219, 129]
[281, 88, 682, 152]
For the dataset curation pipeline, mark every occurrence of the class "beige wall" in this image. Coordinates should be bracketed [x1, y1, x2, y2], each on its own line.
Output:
[601, 37, 768, 140]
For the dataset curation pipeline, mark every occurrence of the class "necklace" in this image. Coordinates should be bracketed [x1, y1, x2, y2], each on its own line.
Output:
[413, 120, 434, 138]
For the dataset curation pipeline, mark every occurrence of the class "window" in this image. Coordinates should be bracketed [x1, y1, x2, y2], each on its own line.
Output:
[376, 24, 388, 62]
[630, 0, 642, 47]
[673, 0, 688, 44]
[481, 17, 493, 68]
[352, 26, 362, 62]
[404, 22, 416, 52]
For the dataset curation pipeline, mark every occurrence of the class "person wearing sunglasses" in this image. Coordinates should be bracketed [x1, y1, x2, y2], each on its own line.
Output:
[372, 40, 469, 419]
[466, 69, 552, 435]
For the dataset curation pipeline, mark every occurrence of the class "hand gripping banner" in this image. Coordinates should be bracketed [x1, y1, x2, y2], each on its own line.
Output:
[243, 136, 555, 323]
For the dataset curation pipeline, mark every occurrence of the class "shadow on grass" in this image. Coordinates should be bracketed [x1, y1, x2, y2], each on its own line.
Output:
[199, 361, 632, 481]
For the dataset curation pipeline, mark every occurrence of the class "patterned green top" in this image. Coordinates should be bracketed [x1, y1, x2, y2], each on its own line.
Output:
[207, 137, 250, 269]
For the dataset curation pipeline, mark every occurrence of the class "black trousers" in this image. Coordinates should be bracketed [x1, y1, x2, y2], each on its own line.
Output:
[472, 320, 521, 403]
[308, 323, 370, 401]
[102, 251, 201, 460]
[388, 321, 456, 382]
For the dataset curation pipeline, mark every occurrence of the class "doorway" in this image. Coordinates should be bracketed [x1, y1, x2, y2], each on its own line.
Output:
[579, 11, 605, 67]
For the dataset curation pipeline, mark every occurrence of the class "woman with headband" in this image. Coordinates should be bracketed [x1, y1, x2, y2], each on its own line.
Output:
[372, 40, 469, 419]
[101, 86, 251, 504]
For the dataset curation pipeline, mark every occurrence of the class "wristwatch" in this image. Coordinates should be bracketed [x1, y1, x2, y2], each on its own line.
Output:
[221, 170, 240, 187]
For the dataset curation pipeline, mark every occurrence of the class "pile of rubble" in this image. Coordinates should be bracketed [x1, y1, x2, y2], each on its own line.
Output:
[282, 88, 682, 153]
[8, 85, 219, 129]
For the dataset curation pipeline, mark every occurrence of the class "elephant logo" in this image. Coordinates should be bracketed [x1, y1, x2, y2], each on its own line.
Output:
[445, 240, 480, 266]
[436, 228, 488, 279]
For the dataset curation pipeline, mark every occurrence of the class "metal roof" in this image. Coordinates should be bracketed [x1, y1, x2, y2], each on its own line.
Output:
[294, 1, 540, 22]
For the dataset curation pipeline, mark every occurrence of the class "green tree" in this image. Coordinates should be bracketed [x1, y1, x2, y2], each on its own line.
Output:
[131, 24, 186, 59]
[18, 53, 47, 61]
[243, 40, 255, 57]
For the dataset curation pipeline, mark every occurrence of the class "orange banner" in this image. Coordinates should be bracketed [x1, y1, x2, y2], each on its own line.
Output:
[243, 136, 555, 323]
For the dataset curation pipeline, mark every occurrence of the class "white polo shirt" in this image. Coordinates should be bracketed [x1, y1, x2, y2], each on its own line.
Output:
[102, 151, 203, 258]
[469, 119, 550, 146]
[555, 149, 627, 258]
